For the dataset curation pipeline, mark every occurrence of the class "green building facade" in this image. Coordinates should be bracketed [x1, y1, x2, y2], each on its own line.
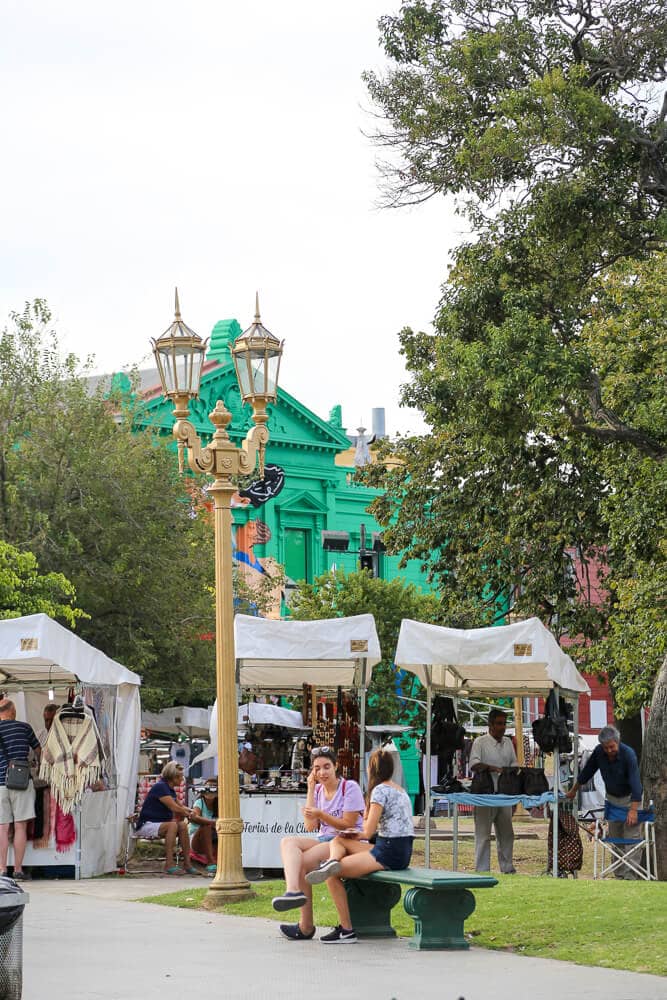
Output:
[137, 318, 431, 599]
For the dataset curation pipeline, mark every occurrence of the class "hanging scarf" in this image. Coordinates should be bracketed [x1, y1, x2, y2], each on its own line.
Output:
[32, 788, 52, 849]
[39, 713, 102, 814]
[55, 802, 76, 853]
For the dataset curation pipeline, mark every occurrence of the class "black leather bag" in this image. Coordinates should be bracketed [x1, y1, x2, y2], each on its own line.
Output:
[470, 770, 494, 795]
[522, 767, 549, 796]
[431, 696, 466, 752]
[497, 767, 523, 796]
[532, 715, 560, 753]
[431, 777, 466, 794]
[0, 729, 31, 792]
[431, 720, 466, 753]
[5, 760, 30, 792]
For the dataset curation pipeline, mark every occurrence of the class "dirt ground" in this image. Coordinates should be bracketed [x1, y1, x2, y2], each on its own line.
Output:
[124, 812, 598, 879]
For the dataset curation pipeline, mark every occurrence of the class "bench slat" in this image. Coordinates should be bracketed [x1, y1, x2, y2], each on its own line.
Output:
[363, 866, 497, 890]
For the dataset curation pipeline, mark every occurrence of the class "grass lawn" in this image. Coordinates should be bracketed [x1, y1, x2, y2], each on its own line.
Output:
[138, 875, 667, 977]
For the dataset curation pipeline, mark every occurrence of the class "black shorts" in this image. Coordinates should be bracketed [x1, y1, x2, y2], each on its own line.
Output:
[370, 835, 413, 870]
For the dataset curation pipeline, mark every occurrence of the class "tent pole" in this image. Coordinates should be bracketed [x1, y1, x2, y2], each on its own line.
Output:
[452, 694, 459, 870]
[552, 684, 560, 878]
[359, 659, 367, 792]
[425, 668, 432, 866]
[573, 695, 580, 788]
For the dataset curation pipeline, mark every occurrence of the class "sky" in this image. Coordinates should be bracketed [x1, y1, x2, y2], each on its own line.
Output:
[0, 1, 464, 437]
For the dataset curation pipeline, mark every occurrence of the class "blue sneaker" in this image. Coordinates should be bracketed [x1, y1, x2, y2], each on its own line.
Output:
[279, 923, 316, 940]
[272, 890, 307, 911]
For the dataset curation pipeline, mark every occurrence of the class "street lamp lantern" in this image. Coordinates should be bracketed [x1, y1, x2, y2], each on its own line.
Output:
[150, 290, 284, 906]
[231, 293, 284, 405]
[151, 289, 208, 409]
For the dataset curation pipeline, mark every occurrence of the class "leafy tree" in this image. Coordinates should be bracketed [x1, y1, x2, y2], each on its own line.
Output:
[363, 1, 666, 870]
[0, 301, 217, 709]
[0, 539, 85, 627]
[290, 568, 444, 725]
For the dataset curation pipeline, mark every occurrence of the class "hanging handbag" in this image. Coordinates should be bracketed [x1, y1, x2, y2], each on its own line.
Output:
[0, 728, 31, 792]
[532, 715, 559, 753]
[430, 696, 466, 753]
[238, 746, 258, 776]
[521, 767, 549, 796]
[470, 769, 494, 794]
[497, 766, 523, 796]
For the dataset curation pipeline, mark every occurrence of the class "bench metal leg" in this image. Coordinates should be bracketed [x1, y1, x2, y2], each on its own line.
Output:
[345, 879, 402, 938]
[403, 887, 476, 950]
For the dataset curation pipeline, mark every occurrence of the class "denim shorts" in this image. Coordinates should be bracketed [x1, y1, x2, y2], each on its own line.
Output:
[370, 835, 413, 870]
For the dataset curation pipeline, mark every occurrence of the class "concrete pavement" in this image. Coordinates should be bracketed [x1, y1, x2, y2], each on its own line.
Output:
[21, 877, 665, 1000]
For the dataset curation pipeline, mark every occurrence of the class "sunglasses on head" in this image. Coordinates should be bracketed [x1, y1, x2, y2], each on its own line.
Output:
[311, 746, 335, 759]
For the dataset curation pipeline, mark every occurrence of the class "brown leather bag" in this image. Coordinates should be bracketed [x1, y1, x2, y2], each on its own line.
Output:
[238, 746, 258, 775]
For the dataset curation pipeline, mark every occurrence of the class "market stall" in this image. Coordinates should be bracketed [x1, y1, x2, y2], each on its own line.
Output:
[197, 613, 381, 868]
[394, 616, 590, 874]
[0, 614, 141, 878]
[141, 705, 212, 779]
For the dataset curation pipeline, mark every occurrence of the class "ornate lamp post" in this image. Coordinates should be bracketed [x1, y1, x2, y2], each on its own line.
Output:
[152, 290, 284, 904]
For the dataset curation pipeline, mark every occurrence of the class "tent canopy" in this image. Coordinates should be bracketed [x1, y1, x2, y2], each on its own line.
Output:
[142, 705, 211, 737]
[395, 617, 589, 698]
[238, 702, 306, 729]
[235, 613, 381, 688]
[0, 613, 141, 688]
[193, 702, 306, 766]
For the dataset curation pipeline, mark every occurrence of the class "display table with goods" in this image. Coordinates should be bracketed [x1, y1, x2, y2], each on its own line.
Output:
[0, 614, 141, 878]
[394, 616, 590, 876]
[193, 614, 381, 869]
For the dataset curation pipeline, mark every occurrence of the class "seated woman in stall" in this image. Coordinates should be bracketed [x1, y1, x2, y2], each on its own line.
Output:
[304, 748, 414, 944]
[188, 781, 218, 874]
[271, 747, 365, 941]
[134, 762, 197, 876]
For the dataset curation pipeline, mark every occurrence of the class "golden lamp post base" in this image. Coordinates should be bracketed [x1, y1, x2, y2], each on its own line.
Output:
[202, 882, 255, 908]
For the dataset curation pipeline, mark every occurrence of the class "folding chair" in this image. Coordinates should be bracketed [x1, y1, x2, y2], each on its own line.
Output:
[593, 802, 657, 881]
[121, 775, 185, 874]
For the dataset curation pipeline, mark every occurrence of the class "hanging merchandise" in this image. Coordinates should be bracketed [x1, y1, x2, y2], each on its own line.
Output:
[521, 767, 549, 796]
[470, 770, 494, 794]
[531, 691, 572, 754]
[39, 698, 103, 814]
[430, 696, 466, 753]
[548, 808, 583, 875]
[497, 767, 523, 796]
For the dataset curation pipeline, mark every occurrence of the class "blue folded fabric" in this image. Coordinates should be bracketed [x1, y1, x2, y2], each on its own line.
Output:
[430, 791, 555, 807]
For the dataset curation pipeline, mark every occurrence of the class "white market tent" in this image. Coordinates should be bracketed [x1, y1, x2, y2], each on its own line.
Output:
[0, 613, 141, 878]
[394, 616, 591, 872]
[236, 612, 381, 772]
[193, 701, 307, 766]
[194, 614, 381, 771]
[142, 705, 212, 739]
[395, 617, 589, 698]
[237, 702, 306, 729]
[234, 613, 381, 689]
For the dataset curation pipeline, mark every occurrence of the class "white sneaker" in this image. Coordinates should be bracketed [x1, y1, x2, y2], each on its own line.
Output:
[305, 859, 342, 884]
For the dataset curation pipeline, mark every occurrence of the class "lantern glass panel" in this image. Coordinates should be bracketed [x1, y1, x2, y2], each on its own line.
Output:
[155, 340, 206, 398]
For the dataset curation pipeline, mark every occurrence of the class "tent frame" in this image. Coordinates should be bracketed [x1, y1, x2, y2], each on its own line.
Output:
[237, 659, 371, 788]
[422, 680, 580, 877]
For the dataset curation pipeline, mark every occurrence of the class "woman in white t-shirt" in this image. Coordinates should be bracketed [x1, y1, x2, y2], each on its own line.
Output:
[272, 747, 365, 941]
[304, 748, 414, 944]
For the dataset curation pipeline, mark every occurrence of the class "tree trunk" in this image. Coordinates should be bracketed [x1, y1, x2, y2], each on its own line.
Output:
[641, 654, 667, 880]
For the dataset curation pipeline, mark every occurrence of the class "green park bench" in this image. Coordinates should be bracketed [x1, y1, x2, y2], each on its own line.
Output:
[344, 867, 498, 950]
